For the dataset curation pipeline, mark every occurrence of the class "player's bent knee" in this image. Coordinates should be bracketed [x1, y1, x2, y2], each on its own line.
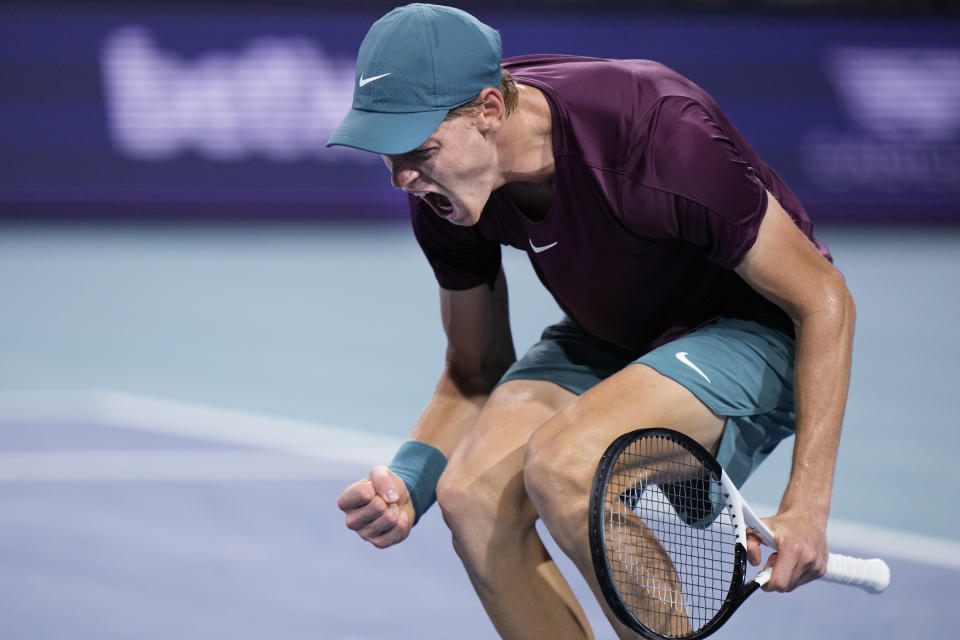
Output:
[435, 466, 476, 528]
[436, 461, 531, 539]
[522, 413, 590, 529]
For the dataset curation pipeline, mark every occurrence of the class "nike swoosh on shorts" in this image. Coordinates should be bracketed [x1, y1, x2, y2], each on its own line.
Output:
[675, 351, 711, 384]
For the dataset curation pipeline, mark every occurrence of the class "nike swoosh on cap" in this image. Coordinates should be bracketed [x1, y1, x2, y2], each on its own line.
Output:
[359, 72, 391, 87]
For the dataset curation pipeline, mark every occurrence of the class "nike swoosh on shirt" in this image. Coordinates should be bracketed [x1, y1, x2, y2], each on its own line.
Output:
[529, 239, 558, 254]
[675, 352, 711, 384]
[359, 72, 391, 87]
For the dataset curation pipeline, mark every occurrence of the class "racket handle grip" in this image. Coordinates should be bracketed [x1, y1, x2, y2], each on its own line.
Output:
[823, 553, 890, 593]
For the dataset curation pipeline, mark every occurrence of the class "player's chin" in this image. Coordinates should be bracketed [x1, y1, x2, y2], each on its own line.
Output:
[449, 203, 483, 226]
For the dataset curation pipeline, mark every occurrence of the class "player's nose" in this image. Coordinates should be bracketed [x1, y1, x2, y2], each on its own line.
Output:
[382, 153, 424, 192]
[390, 165, 420, 190]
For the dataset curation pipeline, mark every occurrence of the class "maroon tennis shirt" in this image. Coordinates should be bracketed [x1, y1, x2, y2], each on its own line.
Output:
[410, 54, 832, 356]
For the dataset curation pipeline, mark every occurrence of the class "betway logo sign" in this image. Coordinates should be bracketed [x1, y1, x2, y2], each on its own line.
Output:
[829, 47, 960, 141]
[101, 27, 370, 163]
[800, 46, 960, 194]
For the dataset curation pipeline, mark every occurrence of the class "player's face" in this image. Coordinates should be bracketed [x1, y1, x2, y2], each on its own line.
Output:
[382, 115, 499, 226]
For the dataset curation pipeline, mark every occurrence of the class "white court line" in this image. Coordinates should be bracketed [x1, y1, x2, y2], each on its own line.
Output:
[827, 520, 960, 572]
[0, 450, 363, 481]
[751, 502, 960, 572]
[0, 390, 958, 571]
[0, 389, 402, 466]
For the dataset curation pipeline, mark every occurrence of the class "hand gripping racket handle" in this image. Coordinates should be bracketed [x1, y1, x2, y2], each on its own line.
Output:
[754, 554, 889, 593]
[738, 484, 890, 594]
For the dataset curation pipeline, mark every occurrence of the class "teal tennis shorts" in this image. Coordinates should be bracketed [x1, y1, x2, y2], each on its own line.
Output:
[498, 316, 796, 488]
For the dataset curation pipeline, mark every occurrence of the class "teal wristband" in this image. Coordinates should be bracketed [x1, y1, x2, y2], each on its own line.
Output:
[388, 440, 447, 525]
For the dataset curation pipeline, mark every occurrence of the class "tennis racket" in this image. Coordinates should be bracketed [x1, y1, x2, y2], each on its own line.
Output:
[588, 428, 889, 639]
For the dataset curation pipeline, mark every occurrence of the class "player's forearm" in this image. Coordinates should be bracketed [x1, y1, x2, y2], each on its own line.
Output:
[406, 365, 501, 457]
[413, 269, 516, 456]
[387, 366, 503, 527]
[780, 279, 856, 522]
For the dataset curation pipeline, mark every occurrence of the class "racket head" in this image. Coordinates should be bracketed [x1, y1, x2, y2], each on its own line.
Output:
[588, 428, 759, 640]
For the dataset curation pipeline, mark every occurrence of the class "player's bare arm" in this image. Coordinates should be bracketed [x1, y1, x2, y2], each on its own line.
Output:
[336, 269, 516, 548]
[735, 191, 856, 592]
[417, 269, 517, 452]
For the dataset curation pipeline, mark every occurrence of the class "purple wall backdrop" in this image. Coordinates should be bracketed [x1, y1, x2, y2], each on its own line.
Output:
[1, 7, 958, 223]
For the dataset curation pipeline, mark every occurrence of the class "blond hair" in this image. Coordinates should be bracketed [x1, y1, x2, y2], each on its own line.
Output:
[445, 68, 518, 120]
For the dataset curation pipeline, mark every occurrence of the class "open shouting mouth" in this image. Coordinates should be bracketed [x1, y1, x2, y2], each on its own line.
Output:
[414, 191, 454, 216]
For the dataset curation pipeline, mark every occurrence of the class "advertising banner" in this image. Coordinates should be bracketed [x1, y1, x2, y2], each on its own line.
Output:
[2, 8, 957, 222]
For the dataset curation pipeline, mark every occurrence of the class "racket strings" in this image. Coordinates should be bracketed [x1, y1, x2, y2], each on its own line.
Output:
[603, 434, 738, 638]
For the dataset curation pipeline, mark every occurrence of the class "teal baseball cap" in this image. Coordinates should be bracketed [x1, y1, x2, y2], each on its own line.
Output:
[325, 3, 503, 155]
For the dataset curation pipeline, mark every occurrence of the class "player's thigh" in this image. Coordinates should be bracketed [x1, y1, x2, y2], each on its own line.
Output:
[525, 362, 725, 490]
[585, 361, 726, 450]
[437, 379, 577, 521]
[526, 316, 797, 495]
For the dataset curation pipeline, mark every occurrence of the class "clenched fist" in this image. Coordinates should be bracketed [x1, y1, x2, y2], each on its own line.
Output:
[337, 465, 416, 548]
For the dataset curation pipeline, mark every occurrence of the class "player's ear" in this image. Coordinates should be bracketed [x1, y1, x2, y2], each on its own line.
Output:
[476, 87, 506, 134]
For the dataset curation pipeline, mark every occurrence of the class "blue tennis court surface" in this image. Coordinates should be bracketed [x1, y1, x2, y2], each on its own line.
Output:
[1, 224, 959, 638]
[0, 395, 956, 639]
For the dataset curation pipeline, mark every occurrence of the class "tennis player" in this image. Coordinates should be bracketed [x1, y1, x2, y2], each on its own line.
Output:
[330, 5, 855, 638]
